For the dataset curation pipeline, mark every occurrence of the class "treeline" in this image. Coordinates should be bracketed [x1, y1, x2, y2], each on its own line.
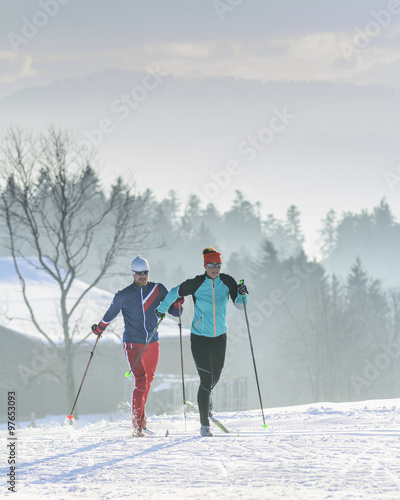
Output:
[143, 193, 400, 289]
[140, 192, 400, 407]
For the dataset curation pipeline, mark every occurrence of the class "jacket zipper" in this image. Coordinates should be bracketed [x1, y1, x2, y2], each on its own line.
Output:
[141, 288, 149, 342]
[212, 280, 216, 337]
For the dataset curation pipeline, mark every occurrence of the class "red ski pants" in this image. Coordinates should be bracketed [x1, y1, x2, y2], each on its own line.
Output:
[123, 340, 159, 430]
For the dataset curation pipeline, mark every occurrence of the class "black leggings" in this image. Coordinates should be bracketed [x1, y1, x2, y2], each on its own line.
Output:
[190, 333, 227, 426]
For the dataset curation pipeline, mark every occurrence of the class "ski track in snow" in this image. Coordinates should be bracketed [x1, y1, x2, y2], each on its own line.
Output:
[1, 400, 400, 500]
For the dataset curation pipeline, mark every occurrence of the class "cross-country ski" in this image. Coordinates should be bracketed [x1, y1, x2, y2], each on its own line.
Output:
[184, 399, 231, 434]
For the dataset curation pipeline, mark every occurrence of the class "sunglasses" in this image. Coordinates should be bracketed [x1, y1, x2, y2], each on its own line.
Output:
[206, 263, 221, 268]
[134, 270, 149, 276]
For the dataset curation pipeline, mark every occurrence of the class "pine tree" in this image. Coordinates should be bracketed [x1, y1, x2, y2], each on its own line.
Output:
[285, 205, 304, 253]
[346, 256, 369, 312]
[318, 209, 337, 259]
[251, 239, 281, 295]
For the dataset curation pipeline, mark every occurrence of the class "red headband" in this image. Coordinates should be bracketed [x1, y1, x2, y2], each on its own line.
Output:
[204, 251, 222, 264]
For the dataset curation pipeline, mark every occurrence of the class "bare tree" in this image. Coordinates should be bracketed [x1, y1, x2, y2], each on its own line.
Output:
[0, 127, 153, 413]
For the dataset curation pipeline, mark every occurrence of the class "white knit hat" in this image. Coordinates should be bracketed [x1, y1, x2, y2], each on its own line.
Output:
[131, 256, 149, 273]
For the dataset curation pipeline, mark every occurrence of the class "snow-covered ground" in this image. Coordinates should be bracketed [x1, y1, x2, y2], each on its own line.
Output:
[2, 399, 400, 499]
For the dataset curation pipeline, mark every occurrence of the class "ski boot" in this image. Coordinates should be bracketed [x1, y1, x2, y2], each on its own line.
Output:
[132, 427, 145, 438]
[200, 425, 213, 437]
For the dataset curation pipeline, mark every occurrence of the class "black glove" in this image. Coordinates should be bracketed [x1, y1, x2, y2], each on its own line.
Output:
[173, 297, 185, 309]
[238, 282, 248, 295]
[91, 324, 103, 336]
[155, 308, 165, 320]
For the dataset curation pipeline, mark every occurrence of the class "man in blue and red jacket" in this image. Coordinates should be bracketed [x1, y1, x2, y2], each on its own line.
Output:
[92, 256, 183, 437]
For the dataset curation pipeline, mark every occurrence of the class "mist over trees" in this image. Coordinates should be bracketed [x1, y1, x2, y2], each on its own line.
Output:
[1, 127, 400, 410]
[319, 199, 400, 286]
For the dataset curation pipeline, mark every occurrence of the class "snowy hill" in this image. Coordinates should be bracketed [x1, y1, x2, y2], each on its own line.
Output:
[1, 398, 400, 499]
[0, 256, 187, 342]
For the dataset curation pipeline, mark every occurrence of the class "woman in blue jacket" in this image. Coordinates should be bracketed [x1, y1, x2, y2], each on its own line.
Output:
[156, 247, 248, 436]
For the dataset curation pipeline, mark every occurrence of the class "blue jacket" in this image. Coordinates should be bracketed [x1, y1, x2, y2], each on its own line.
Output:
[101, 281, 180, 343]
[157, 273, 247, 338]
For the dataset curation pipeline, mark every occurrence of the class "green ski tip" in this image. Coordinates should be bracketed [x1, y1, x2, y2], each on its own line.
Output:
[124, 372, 131, 378]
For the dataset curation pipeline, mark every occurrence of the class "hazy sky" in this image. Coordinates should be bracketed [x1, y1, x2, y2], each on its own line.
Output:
[1, 0, 400, 256]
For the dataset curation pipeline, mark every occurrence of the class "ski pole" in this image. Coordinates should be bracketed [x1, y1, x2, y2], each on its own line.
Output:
[124, 317, 164, 378]
[178, 304, 187, 429]
[67, 333, 101, 422]
[239, 279, 267, 429]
